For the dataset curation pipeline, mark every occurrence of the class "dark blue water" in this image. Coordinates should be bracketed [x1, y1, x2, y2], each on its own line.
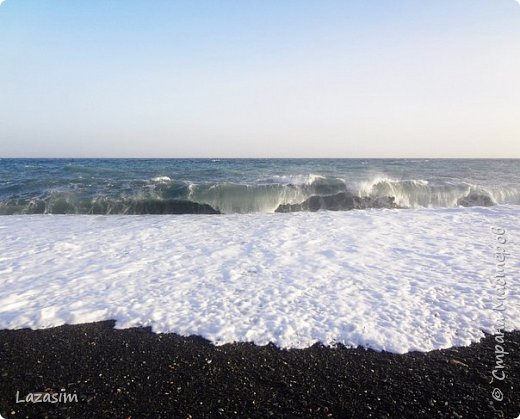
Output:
[0, 158, 519, 214]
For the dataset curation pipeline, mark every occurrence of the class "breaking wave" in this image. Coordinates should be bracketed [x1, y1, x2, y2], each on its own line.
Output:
[0, 174, 519, 215]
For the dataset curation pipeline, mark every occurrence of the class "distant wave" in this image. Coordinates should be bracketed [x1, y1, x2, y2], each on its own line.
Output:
[0, 174, 519, 214]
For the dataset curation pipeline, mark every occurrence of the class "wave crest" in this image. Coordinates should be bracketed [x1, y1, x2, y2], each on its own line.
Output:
[356, 177, 518, 208]
[1, 174, 519, 214]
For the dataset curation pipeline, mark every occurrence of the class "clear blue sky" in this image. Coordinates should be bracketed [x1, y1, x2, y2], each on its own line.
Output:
[1, 0, 519, 157]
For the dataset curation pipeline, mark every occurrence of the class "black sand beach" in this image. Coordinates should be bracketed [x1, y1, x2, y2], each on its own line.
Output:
[0, 321, 518, 418]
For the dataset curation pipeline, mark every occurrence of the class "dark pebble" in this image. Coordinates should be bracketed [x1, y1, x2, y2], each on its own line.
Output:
[0, 321, 518, 418]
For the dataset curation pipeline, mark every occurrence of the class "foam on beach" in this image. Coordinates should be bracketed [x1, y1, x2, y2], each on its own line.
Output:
[0, 206, 518, 353]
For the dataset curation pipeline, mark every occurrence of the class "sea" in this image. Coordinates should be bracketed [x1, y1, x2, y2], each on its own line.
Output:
[0, 158, 519, 215]
[1, 158, 519, 352]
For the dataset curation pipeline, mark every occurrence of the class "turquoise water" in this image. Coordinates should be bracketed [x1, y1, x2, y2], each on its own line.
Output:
[0, 158, 519, 214]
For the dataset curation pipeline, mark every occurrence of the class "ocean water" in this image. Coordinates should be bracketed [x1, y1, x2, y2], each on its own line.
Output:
[0, 158, 519, 214]
[1, 159, 519, 352]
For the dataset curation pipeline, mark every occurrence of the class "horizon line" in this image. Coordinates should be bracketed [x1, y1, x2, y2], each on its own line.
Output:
[1, 156, 519, 160]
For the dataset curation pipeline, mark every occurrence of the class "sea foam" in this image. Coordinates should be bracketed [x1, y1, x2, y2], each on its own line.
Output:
[0, 206, 518, 353]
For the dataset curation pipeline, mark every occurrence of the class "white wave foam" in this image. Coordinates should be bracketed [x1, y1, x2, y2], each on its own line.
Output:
[0, 207, 518, 353]
[260, 173, 326, 185]
[150, 176, 172, 183]
[357, 177, 520, 208]
[487, 185, 520, 204]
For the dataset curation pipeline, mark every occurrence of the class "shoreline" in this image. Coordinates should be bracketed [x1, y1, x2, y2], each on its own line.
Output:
[0, 321, 518, 418]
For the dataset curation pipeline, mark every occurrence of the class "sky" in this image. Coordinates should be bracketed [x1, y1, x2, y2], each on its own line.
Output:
[0, 0, 519, 158]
